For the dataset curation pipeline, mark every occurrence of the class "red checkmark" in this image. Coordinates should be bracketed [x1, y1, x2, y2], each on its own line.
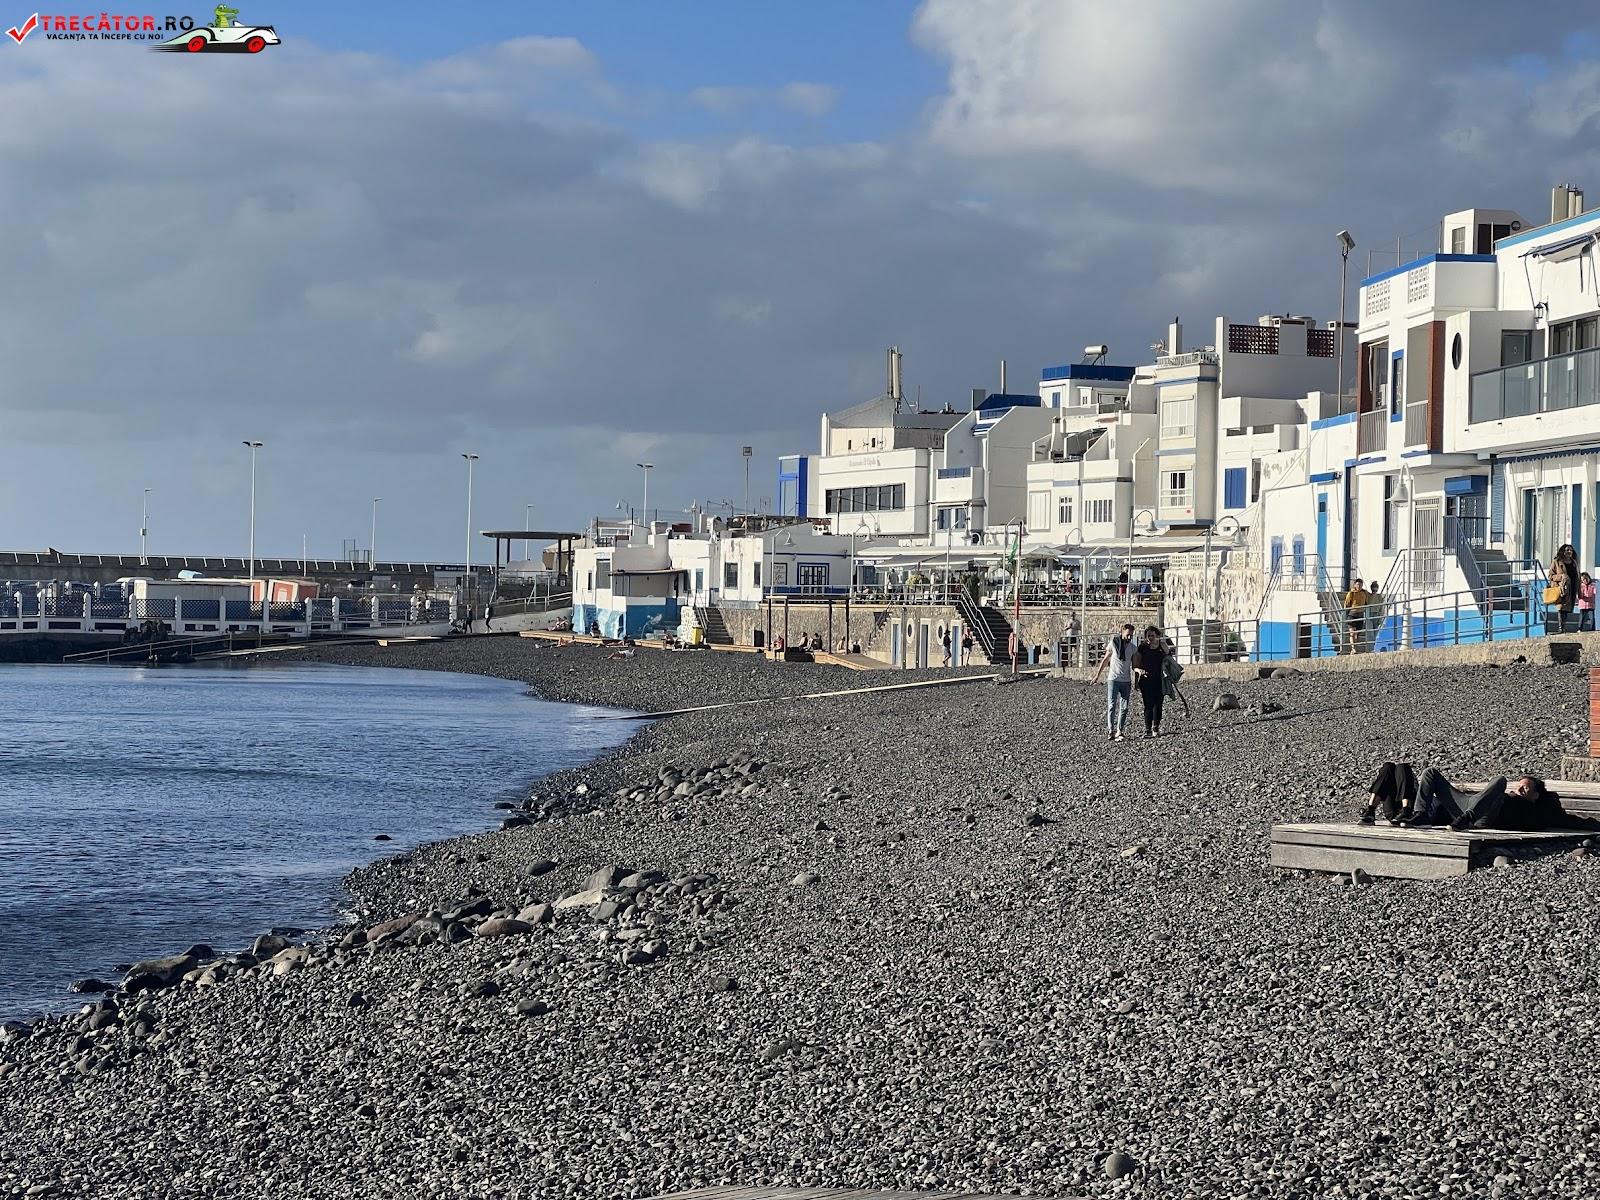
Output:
[7, 13, 39, 43]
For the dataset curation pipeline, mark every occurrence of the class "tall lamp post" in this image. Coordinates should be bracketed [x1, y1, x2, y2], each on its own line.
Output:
[525, 504, 534, 561]
[637, 462, 654, 531]
[461, 453, 478, 610]
[1200, 514, 1243, 663]
[242, 440, 263, 579]
[1336, 230, 1357, 590]
[741, 445, 753, 516]
[370, 497, 381, 570]
[140, 488, 151, 566]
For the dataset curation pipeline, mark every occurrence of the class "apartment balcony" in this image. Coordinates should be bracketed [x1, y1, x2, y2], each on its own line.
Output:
[1357, 409, 1387, 454]
[1469, 345, 1600, 423]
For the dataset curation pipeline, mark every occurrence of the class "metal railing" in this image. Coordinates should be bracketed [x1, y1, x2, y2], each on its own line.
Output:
[1357, 409, 1387, 453]
[1403, 401, 1428, 446]
[1297, 579, 1541, 656]
[0, 593, 456, 639]
[1469, 344, 1600, 423]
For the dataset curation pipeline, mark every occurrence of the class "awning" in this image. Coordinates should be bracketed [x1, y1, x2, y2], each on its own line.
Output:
[1444, 474, 1488, 496]
[1520, 232, 1597, 262]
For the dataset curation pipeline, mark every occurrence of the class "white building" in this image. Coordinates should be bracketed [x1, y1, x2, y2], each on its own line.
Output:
[572, 520, 854, 639]
[1240, 187, 1600, 655]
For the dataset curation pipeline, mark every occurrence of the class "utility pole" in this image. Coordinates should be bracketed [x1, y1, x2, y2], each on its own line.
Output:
[370, 497, 381, 570]
[462, 453, 479, 606]
[742, 445, 752, 515]
[140, 488, 151, 565]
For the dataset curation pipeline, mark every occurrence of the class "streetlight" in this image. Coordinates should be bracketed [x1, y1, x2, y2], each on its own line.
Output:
[461, 453, 478, 604]
[140, 488, 151, 566]
[525, 504, 534, 561]
[1128, 436, 1153, 574]
[637, 463, 654, 530]
[242, 440, 263, 579]
[1127, 506, 1157, 582]
[1200, 514, 1244, 663]
[368, 498, 382, 570]
[1334, 230, 1357, 591]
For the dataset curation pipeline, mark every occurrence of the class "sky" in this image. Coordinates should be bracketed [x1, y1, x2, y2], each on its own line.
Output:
[5, 0, 1600, 561]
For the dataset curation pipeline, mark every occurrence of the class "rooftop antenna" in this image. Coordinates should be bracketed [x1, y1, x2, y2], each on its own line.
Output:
[888, 346, 904, 413]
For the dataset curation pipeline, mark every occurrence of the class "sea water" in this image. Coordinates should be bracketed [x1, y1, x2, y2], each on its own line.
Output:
[0, 662, 632, 1018]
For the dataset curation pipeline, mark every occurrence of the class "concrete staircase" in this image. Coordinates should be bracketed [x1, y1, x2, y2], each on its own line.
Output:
[955, 590, 1014, 664]
[695, 605, 735, 646]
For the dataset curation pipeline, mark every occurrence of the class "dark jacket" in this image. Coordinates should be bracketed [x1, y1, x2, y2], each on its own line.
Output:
[1131, 643, 1167, 690]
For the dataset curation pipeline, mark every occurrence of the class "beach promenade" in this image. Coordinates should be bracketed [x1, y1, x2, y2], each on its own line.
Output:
[2, 641, 1598, 1199]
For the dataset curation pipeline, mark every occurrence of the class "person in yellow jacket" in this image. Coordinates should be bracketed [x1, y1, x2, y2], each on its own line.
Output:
[1343, 578, 1371, 654]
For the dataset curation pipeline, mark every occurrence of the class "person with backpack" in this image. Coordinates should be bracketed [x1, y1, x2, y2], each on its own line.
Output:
[1091, 622, 1138, 742]
[1160, 633, 1189, 717]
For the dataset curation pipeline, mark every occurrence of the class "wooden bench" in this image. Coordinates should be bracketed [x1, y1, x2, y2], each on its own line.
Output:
[1270, 823, 1589, 880]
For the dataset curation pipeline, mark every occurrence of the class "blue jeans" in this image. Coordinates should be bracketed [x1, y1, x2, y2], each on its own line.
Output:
[1106, 680, 1131, 735]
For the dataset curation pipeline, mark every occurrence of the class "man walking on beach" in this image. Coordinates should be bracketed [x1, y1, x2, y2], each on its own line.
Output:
[1092, 621, 1138, 742]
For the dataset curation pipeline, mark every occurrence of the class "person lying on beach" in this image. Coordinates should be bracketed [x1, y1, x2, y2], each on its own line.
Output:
[608, 647, 636, 660]
[1357, 761, 1600, 832]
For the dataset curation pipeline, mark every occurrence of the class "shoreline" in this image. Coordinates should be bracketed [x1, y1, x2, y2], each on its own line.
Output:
[5, 640, 1600, 1199]
[0, 659, 636, 1024]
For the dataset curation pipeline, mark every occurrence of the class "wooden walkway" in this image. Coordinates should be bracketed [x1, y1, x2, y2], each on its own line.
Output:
[646, 1189, 1068, 1199]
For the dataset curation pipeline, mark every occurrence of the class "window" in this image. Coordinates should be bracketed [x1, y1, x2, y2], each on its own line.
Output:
[1391, 351, 1404, 418]
[1366, 340, 1389, 410]
[1160, 470, 1191, 509]
[724, 562, 738, 589]
[694, 568, 704, 593]
[1223, 467, 1246, 510]
[1383, 476, 1397, 553]
[824, 483, 905, 514]
[1501, 331, 1532, 366]
[935, 506, 969, 531]
[595, 558, 611, 589]
[1057, 495, 1073, 524]
[1050, 390, 1062, 407]
[1086, 498, 1114, 524]
[1027, 491, 1050, 531]
[753, 560, 762, 588]
[772, 562, 788, 586]
[1250, 458, 1262, 503]
[1161, 397, 1195, 439]
[1450, 226, 1466, 254]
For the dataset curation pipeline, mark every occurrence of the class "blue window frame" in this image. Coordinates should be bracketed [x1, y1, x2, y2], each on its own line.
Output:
[1291, 534, 1306, 574]
[1270, 536, 1285, 572]
[1223, 467, 1246, 510]
[1390, 349, 1404, 420]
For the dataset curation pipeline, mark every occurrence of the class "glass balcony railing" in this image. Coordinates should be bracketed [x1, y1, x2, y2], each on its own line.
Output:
[1469, 345, 1600, 423]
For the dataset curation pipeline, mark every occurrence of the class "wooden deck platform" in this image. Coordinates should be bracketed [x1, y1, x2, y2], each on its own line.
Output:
[1271, 823, 1588, 880]
[646, 1190, 1068, 1199]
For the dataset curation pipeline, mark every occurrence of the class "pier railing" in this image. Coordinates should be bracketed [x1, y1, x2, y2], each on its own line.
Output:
[0, 592, 459, 640]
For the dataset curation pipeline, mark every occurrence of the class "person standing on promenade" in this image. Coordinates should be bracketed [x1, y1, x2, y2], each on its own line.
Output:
[941, 628, 952, 667]
[1580, 571, 1596, 632]
[1092, 621, 1138, 742]
[1343, 578, 1369, 655]
[1131, 625, 1169, 737]
[1363, 582, 1385, 652]
[1549, 544, 1577, 632]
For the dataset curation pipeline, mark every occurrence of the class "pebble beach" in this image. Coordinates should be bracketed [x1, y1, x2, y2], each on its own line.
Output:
[4, 639, 1599, 1200]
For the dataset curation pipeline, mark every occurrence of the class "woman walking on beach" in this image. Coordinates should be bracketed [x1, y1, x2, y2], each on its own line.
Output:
[1549, 544, 1578, 631]
[1131, 625, 1169, 737]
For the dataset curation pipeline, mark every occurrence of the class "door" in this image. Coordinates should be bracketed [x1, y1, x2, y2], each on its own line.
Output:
[796, 562, 828, 594]
[917, 622, 930, 668]
[890, 622, 902, 667]
[1315, 494, 1329, 581]
[1413, 500, 1442, 592]
[1534, 485, 1568, 566]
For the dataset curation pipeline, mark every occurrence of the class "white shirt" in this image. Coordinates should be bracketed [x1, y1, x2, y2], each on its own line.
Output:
[1105, 635, 1135, 683]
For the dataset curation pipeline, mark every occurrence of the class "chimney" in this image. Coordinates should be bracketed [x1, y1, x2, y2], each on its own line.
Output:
[971, 388, 987, 410]
[1167, 318, 1183, 355]
[1554, 185, 1586, 223]
[1000, 359, 1007, 394]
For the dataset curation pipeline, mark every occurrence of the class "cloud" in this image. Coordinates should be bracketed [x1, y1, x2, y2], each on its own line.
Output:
[7, 10, 1600, 555]
[689, 81, 841, 117]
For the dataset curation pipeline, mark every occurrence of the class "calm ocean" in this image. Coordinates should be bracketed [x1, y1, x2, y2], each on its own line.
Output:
[0, 662, 632, 1019]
